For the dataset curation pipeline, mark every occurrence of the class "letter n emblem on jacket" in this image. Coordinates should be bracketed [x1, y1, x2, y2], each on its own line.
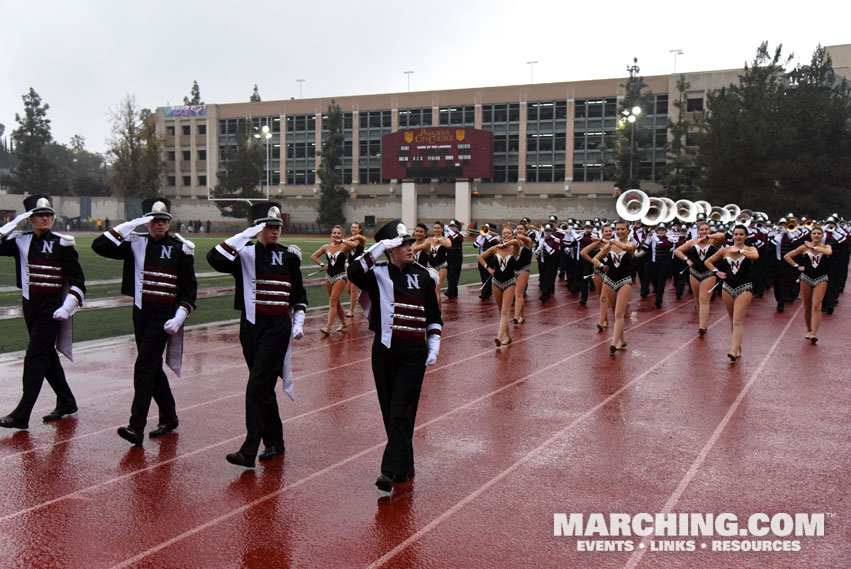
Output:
[406, 274, 420, 289]
[271, 251, 284, 265]
[41, 241, 55, 254]
[160, 245, 173, 259]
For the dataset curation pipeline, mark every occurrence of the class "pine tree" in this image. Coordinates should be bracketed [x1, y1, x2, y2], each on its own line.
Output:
[316, 101, 347, 229]
[9, 88, 53, 194]
[212, 119, 265, 222]
[660, 75, 700, 199]
[250, 85, 261, 102]
[184, 80, 203, 105]
[614, 59, 656, 190]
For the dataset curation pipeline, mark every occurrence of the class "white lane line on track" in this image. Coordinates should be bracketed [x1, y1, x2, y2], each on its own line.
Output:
[364, 312, 727, 568]
[622, 303, 802, 569]
[0, 301, 572, 463]
[102, 301, 693, 569]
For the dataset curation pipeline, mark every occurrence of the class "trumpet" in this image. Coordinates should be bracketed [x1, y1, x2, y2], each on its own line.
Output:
[785, 217, 799, 233]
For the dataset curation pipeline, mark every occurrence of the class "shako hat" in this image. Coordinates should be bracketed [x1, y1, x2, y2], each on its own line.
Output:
[250, 202, 284, 226]
[23, 195, 54, 214]
[142, 198, 173, 220]
[374, 219, 414, 243]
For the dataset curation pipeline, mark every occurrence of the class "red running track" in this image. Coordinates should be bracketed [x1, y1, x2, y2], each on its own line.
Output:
[0, 277, 848, 568]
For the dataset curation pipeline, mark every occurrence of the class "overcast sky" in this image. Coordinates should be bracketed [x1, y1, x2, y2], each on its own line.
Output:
[1, 0, 847, 155]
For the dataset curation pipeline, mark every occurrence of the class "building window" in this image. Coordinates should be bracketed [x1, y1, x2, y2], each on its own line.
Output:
[398, 108, 431, 129]
[198, 149, 206, 160]
[198, 175, 207, 186]
[686, 98, 704, 112]
[166, 126, 175, 136]
[182, 125, 191, 135]
[438, 105, 474, 126]
[182, 150, 191, 160]
[167, 151, 176, 161]
[198, 124, 206, 135]
[167, 176, 176, 186]
[182, 176, 192, 186]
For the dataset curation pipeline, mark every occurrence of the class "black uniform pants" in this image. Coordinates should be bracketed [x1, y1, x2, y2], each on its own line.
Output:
[824, 244, 847, 309]
[446, 250, 462, 298]
[636, 257, 652, 297]
[576, 259, 593, 303]
[653, 258, 672, 305]
[539, 256, 559, 300]
[372, 337, 427, 478]
[9, 299, 76, 423]
[478, 262, 492, 299]
[773, 260, 799, 306]
[238, 314, 289, 458]
[130, 305, 178, 432]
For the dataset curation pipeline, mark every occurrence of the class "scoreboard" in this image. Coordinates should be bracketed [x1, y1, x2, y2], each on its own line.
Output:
[381, 127, 493, 179]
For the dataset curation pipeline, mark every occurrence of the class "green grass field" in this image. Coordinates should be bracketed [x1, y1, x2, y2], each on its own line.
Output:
[0, 232, 516, 353]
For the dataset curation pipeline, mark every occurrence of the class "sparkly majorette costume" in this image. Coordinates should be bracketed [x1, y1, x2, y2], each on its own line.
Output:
[719, 255, 754, 298]
[491, 251, 518, 291]
[325, 248, 347, 284]
[601, 248, 634, 291]
[686, 242, 718, 281]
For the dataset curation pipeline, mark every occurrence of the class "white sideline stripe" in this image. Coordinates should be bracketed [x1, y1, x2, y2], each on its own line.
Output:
[103, 301, 691, 569]
[622, 303, 802, 569]
[364, 313, 728, 568]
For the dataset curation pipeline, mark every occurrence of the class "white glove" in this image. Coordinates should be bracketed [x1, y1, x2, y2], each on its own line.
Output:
[1, 211, 33, 238]
[225, 223, 266, 252]
[113, 216, 154, 238]
[163, 306, 189, 335]
[52, 295, 80, 321]
[366, 236, 404, 262]
[425, 334, 440, 366]
[292, 311, 305, 340]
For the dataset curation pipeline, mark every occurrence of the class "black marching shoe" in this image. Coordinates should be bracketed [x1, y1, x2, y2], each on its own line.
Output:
[0, 415, 28, 430]
[42, 406, 78, 422]
[258, 443, 285, 461]
[226, 451, 256, 468]
[117, 426, 143, 445]
[149, 420, 179, 437]
[375, 474, 393, 492]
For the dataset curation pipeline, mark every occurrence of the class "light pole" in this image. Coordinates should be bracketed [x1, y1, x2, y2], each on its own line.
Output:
[254, 124, 272, 194]
[296, 79, 305, 99]
[620, 106, 642, 182]
[669, 49, 683, 73]
[527, 61, 538, 84]
[403, 70, 414, 92]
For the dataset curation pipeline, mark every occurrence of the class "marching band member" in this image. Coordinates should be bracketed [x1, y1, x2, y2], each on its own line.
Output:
[675, 222, 726, 335]
[477, 226, 529, 346]
[474, 224, 499, 300]
[414, 221, 451, 310]
[580, 223, 612, 332]
[535, 223, 560, 303]
[344, 222, 367, 317]
[784, 226, 832, 344]
[512, 223, 534, 323]
[669, 221, 690, 299]
[821, 216, 847, 314]
[310, 225, 358, 334]
[630, 221, 652, 298]
[0, 196, 85, 430]
[207, 203, 307, 467]
[642, 223, 676, 308]
[593, 220, 637, 353]
[574, 221, 596, 305]
[347, 220, 442, 493]
[771, 215, 804, 312]
[92, 198, 197, 444]
[444, 219, 464, 299]
[703, 224, 759, 363]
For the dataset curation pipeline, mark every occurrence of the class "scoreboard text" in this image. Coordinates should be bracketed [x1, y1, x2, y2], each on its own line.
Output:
[381, 127, 493, 180]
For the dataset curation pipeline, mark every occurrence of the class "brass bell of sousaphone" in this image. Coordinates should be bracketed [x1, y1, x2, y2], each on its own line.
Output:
[724, 204, 741, 222]
[694, 200, 712, 217]
[674, 199, 698, 223]
[660, 197, 678, 224]
[709, 205, 730, 224]
[641, 197, 669, 226]
[615, 189, 650, 222]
